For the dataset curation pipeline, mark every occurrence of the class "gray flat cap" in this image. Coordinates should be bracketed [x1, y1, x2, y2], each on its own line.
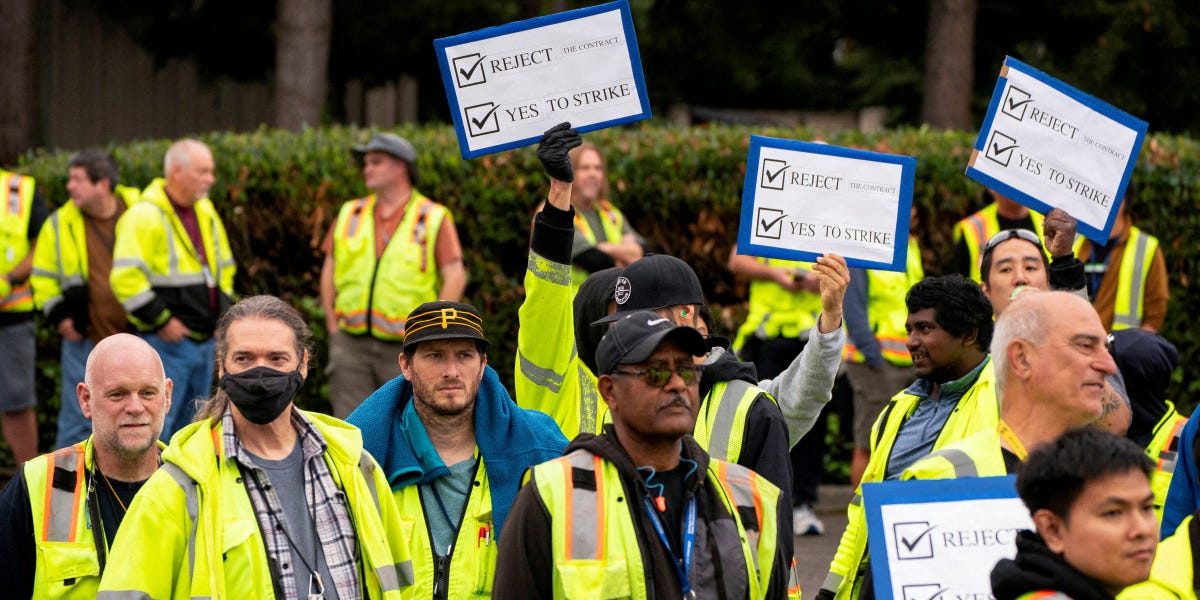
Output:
[351, 133, 417, 164]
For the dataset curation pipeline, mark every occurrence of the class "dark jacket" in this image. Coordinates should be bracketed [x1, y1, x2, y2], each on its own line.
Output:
[494, 427, 787, 600]
[991, 530, 1115, 600]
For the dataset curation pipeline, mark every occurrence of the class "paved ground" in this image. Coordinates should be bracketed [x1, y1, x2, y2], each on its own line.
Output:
[795, 484, 855, 597]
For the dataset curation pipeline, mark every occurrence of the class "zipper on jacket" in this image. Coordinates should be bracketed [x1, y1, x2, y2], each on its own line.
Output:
[425, 458, 482, 600]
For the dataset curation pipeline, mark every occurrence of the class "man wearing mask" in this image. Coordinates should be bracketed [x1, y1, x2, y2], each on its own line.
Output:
[98, 295, 412, 599]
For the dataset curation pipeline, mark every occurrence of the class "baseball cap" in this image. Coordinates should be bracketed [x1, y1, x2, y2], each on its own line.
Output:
[594, 254, 705, 325]
[596, 310, 707, 374]
[352, 133, 418, 165]
[402, 301, 491, 353]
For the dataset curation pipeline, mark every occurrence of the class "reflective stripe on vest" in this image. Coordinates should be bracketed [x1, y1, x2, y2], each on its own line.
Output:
[695, 379, 758, 462]
[42, 444, 88, 543]
[0, 171, 35, 311]
[712, 459, 764, 571]
[922, 447, 980, 478]
[1113, 227, 1157, 330]
[561, 451, 607, 560]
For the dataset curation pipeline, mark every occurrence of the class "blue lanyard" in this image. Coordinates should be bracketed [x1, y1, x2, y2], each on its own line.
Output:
[641, 495, 697, 596]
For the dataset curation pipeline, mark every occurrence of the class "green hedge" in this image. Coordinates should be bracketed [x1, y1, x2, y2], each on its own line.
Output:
[10, 123, 1200, 458]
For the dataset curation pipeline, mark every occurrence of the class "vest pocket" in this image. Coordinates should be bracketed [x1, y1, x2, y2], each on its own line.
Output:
[472, 519, 498, 595]
[37, 540, 100, 584]
[554, 559, 632, 599]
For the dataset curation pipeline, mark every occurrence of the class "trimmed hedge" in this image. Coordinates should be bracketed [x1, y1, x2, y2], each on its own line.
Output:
[11, 123, 1200, 457]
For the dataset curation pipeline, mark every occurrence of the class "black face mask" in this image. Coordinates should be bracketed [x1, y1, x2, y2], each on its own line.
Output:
[220, 366, 304, 425]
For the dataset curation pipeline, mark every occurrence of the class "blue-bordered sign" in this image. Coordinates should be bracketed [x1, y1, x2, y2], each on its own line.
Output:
[737, 135, 916, 271]
[434, 0, 651, 159]
[862, 476, 1033, 600]
[966, 56, 1148, 243]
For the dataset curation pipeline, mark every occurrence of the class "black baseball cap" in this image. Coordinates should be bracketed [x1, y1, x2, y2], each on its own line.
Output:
[402, 301, 490, 353]
[596, 310, 707, 374]
[594, 254, 705, 325]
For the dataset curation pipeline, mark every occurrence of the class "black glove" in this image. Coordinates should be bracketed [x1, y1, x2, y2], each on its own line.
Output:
[537, 122, 582, 182]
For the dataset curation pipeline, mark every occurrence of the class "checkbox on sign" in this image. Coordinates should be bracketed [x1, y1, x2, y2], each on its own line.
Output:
[901, 583, 947, 600]
[756, 207, 785, 240]
[759, 159, 789, 190]
[1001, 85, 1032, 121]
[464, 102, 501, 137]
[893, 521, 936, 560]
[453, 53, 487, 88]
[985, 130, 1019, 167]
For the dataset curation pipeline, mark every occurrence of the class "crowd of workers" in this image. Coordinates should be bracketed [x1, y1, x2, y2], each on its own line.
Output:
[0, 119, 1192, 599]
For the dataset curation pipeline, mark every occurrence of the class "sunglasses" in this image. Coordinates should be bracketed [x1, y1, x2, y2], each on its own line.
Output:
[610, 365, 703, 388]
[983, 229, 1042, 254]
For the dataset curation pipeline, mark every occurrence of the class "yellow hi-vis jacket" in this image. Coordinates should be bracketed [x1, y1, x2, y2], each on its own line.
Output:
[1147, 402, 1189, 523]
[822, 360, 998, 599]
[31, 186, 140, 325]
[733, 258, 823, 352]
[844, 236, 924, 366]
[532, 448, 782, 599]
[395, 456, 498, 599]
[570, 200, 626, 288]
[109, 178, 235, 336]
[1118, 513, 1198, 600]
[332, 191, 448, 340]
[953, 203, 1046, 283]
[1111, 226, 1161, 331]
[0, 170, 38, 312]
[95, 410, 413, 599]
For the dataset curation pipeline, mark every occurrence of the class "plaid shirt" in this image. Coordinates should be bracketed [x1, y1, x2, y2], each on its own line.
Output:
[223, 408, 362, 600]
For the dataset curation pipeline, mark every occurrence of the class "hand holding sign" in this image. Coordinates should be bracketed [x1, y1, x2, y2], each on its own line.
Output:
[1041, 207, 1078, 257]
[537, 122, 581, 182]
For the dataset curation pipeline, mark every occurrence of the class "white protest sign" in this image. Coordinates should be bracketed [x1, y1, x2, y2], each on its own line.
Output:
[863, 476, 1034, 600]
[434, 0, 651, 159]
[966, 56, 1148, 242]
[736, 135, 916, 271]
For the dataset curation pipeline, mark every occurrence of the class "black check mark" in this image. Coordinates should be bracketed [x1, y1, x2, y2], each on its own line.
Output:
[760, 213, 785, 232]
[458, 55, 485, 80]
[991, 141, 1018, 156]
[764, 163, 788, 184]
[1006, 96, 1032, 111]
[922, 587, 948, 600]
[899, 525, 937, 552]
[470, 104, 500, 130]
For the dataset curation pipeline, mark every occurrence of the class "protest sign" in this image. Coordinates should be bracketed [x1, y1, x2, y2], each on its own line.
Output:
[966, 56, 1148, 242]
[863, 476, 1034, 600]
[434, 0, 651, 159]
[736, 135, 916, 271]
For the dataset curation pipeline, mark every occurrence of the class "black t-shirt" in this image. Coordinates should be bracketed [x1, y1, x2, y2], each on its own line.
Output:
[640, 461, 692, 558]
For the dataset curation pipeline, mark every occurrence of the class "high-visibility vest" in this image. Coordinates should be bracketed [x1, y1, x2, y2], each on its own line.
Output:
[1117, 514, 1198, 600]
[332, 191, 447, 340]
[24, 439, 101, 599]
[394, 457, 498, 599]
[953, 203, 1046, 283]
[32, 186, 140, 321]
[532, 448, 781, 599]
[109, 178, 235, 335]
[733, 258, 823, 351]
[694, 379, 769, 463]
[1111, 226, 1160, 331]
[1146, 402, 1188, 524]
[0, 170, 37, 312]
[844, 236, 925, 366]
[571, 200, 627, 288]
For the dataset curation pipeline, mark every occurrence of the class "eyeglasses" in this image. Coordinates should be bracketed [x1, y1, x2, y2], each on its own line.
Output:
[983, 229, 1042, 254]
[610, 365, 703, 388]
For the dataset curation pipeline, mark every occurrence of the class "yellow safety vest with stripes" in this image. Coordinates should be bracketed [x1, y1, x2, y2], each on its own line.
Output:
[733, 258, 823, 351]
[844, 236, 924, 366]
[0, 170, 37, 312]
[1146, 402, 1188, 524]
[571, 200, 626, 288]
[1110, 226, 1160, 331]
[531, 448, 782, 599]
[95, 410, 413, 599]
[953, 203, 1046, 283]
[394, 456, 498, 599]
[32, 186, 140, 318]
[332, 191, 446, 340]
[109, 178, 235, 334]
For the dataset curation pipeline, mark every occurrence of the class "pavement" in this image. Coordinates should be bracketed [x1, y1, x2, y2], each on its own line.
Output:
[795, 484, 855, 597]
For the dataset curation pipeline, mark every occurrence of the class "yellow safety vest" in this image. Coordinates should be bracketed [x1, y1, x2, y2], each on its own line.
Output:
[1112, 226, 1159, 331]
[824, 360, 998, 599]
[395, 456, 498, 599]
[24, 440, 101, 599]
[571, 200, 626, 288]
[1146, 402, 1188, 524]
[332, 191, 446, 340]
[1117, 514, 1198, 600]
[532, 448, 780, 599]
[733, 258, 823, 351]
[694, 379, 768, 463]
[953, 203, 1046, 283]
[0, 170, 37, 312]
[844, 236, 925, 366]
[32, 186, 140, 318]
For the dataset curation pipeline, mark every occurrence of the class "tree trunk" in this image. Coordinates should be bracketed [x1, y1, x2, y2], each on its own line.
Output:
[0, 0, 37, 164]
[921, 0, 976, 130]
[274, 0, 332, 130]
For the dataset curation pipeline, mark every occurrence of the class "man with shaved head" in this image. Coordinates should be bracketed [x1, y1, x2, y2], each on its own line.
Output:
[0, 333, 170, 598]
